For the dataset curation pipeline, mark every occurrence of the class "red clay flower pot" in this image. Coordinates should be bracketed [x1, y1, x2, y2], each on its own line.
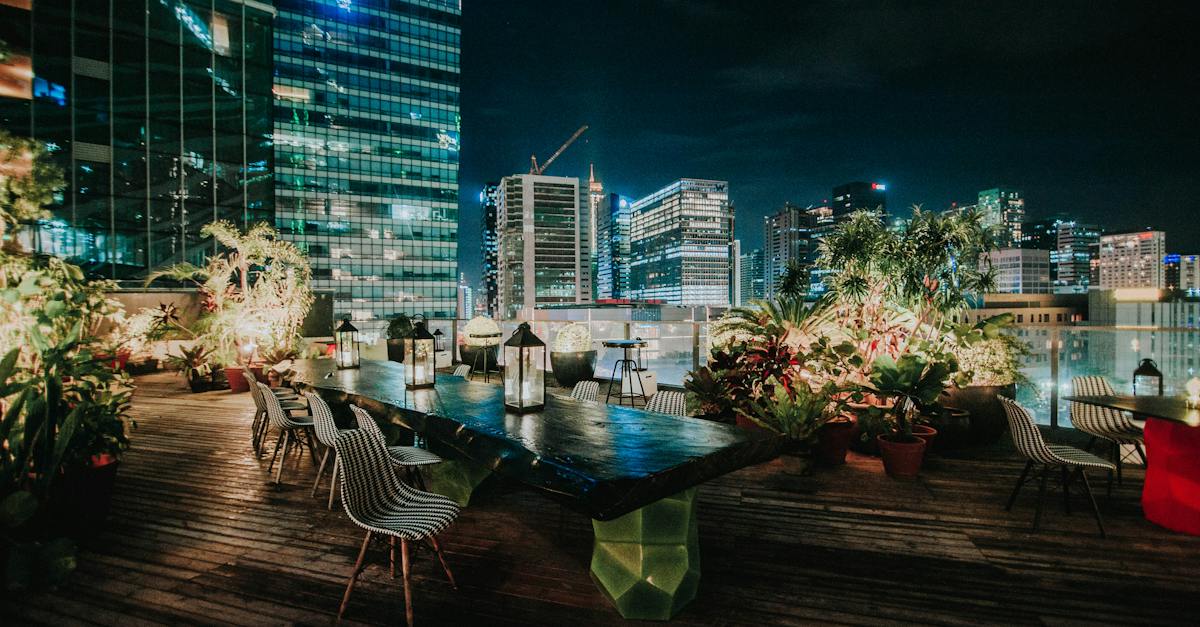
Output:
[817, 418, 858, 466]
[226, 366, 249, 393]
[877, 434, 927, 479]
[911, 424, 938, 460]
[735, 415, 774, 436]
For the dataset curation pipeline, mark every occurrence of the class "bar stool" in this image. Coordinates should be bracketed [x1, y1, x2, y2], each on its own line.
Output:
[603, 339, 647, 406]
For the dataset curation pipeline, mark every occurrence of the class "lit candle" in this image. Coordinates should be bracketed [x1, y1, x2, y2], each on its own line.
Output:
[1187, 377, 1200, 408]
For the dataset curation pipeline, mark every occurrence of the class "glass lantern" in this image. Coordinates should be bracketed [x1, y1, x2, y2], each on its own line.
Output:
[406, 320, 436, 389]
[1133, 358, 1163, 396]
[334, 319, 360, 369]
[433, 328, 446, 352]
[503, 322, 545, 413]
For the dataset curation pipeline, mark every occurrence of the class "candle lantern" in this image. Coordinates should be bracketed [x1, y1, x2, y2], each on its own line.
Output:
[334, 319, 360, 369]
[406, 319, 436, 389]
[1186, 377, 1200, 408]
[433, 328, 446, 352]
[1133, 358, 1163, 396]
[503, 322, 546, 413]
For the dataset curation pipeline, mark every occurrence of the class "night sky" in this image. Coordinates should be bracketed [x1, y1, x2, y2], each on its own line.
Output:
[456, 1, 1200, 288]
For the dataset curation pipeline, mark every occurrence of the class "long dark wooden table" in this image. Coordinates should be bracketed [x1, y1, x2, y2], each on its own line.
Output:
[290, 359, 784, 619]
[1065, 394, 1200, 535]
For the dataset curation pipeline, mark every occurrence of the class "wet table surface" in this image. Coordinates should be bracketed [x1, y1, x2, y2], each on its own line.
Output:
[290, 359, 783, 520]
[1064, 395, 1200, 427]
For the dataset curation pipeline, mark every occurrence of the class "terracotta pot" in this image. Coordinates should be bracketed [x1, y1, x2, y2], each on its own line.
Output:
[226, 366, 249, 393]
[250, 364, 267, 383]
[911, 424, 938, 458]
[877, 434, 926, 479]
[735, 415, 773, 435]
[816, 418, 858, 466]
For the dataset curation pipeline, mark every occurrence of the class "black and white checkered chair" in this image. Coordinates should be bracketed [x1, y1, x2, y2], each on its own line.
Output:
[304, 392, 345, 508]
[1000, 396, 1115, 537]
[350, 405, 442, 490]
[333, 427, 459, 625]
[644, 390, 687, 416]
[570, 380, 599, 402]
[452, 364, 471, 377]
[1070, 375, 1147, 489]
[246, 370, 303, 456]
[260, 383, 316, 484]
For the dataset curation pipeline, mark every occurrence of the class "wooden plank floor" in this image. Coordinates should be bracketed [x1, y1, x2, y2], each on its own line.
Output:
[4, 372, 1198, 626]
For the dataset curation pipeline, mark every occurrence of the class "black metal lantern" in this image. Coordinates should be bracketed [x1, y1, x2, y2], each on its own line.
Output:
[433, 328, 446, 352]
[1133, 358, 1163, 396]
[406, 319, 436, 389]
[334, 319, 360, 369]
[503, 322, 546, 413]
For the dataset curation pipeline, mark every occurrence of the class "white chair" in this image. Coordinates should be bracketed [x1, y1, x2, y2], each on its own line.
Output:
[1070, 375, 1147, 492]
[260, 383, 316, 484]
[452, 364, 471, 377]
[570, 380, 599, 402]
[1000, 396, 1115, 537]
[644, 390, 687, 416]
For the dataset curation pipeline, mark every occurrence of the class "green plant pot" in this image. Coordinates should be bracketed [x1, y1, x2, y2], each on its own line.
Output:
[550, 350, 596, 387]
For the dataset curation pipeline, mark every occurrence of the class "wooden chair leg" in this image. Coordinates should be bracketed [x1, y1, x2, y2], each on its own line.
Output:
[275, 431, 293, 484]
[1134, 442, 1148, 466]
[328, 456, 340, 510]
[1061, 466, 1072, 515]
[338, 530, 373, 621]
[401, 538, 414, 627]
[1006, 460, 1033, 511]
[1113, 441, 1123, 486]
[428, 534, 457, 589]
[390, 536, 397, 579]
[312, 447, 331, 497]
[1077, 468, 1106, 538]
[267, 431, 285, 473]
[1032, 465, 1049, 531]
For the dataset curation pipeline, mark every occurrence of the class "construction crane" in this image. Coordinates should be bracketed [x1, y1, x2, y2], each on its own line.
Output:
[529, 125, 589, 175]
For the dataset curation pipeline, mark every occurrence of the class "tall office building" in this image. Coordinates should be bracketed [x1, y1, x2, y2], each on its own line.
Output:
[1020, 218, 1060, 252]
[831, 181, 886, 217]
[739, 247, 765, 305]
[1161, 254, 1199, 294]
[1098, 230, 1166, 289]
[272, 0, 461, 322]
[628, 178, 733, 306]
[480, 182, 499, 316]
[456, 272, 473, 319]
[763, 202, 814, 296]
[0, 0, 276, 278]
[979, 187, 1025, 247]
[587, 164, 603, 299]
[982, 248, 1051, 294]
[496, 173, 591, 319]
[595, 191, 632, 300]
[1054, 220, 1101, 293]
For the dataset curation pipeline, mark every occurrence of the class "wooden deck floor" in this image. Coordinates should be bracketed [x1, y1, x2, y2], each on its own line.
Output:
[4, 372, 1198, 626]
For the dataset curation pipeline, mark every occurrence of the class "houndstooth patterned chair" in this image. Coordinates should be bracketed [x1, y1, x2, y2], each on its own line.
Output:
[304, 392, 343, 506]
[1070, 375, 1147, 490]
[452, 364, 471, 377]
[333, 428, 459, 625]
[644, 390, 687, 416]
[246, 370, 303, 457]
[570, 380, 599, 402]
[1000, 396, 1115, 537]
[260, 383, 316, 484]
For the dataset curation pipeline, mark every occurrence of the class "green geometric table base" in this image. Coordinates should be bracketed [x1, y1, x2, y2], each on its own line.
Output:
[421, 459, 491, 507]
[590, 487, 700, 620]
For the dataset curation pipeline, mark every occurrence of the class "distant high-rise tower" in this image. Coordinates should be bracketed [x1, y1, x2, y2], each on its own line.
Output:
[1098, 230, 1166, 289]
[496, 174, 591, 319]
[456, 273, 474, 320]
[595, 192, 632, 300]
[480, 183, 500, 317]
[629, 179, 734, 306]
[763, 203, 815, 296]
[273, 0, 461, 323]
[832, 182, 887, 217]
[739, 248, 766, 305]
[978, 187, 1025, 248]
[1054, 220, 1101, 293]
[588, 164, 604, 298]
[982, 248, 1051, 294]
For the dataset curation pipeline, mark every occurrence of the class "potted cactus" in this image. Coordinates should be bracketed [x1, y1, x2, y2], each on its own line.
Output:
[460, 316, 501, 372]
[550, 322, 597, 387]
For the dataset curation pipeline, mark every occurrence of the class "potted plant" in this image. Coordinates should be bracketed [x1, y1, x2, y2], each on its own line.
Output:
[863, 352, 957, 479]
[736, 375, 835, 466]
[943, 314, 1031, 446]
[386, 314, 413, 363]
[167, 345, 215, 392]
[460, 316, 501, 372]
[549, 322, 596, 387]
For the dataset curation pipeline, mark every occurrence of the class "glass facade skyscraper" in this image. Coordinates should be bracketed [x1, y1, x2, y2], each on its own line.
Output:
[629, 178, 733, 306]
[595, 191, 631, 300]
[979, 187, 1025, 248]
[0, 0, 276, 278]
[272, 0, 460, 324]
[480, 181, 498, 317]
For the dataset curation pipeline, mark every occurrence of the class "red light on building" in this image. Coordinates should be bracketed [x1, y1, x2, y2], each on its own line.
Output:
[1138, 232, 1154, 240]
[871, 183, 886, 191]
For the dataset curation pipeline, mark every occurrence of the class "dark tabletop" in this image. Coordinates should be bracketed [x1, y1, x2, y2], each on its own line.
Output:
[290, 359, 784, 520]
[1064, 395, 1200, 427]
[601, 339, 647, 348]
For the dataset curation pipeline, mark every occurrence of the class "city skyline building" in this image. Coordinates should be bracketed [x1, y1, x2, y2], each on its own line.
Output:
[480, 181, 499, 316]
[763, 202, 815, 297]
[496, 173, 591, 319]
[628, 178, 734, 306]
[595, 191, 632, 300]
[978, 187, 1025, 247]
[272, 0, 461, 323]
[739, 247, 766, 306]
[1098, 230, 1166, 289]
[831, 181, 887, 217]
[982, 247, 1052, 294]
[1053, 220, 1102, 293]
[0, 0, 276, 278]
[456, 271, 474, 319]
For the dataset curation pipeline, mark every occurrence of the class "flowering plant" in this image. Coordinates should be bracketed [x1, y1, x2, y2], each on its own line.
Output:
[463, 316, 502, 347]
[552, 322, 592, 352]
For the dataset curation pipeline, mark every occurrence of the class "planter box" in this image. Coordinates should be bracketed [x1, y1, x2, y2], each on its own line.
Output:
[940, 384, 1016, 447]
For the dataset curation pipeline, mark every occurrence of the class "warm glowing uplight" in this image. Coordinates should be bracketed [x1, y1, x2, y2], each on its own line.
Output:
[1187, 377, 1200, 408]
